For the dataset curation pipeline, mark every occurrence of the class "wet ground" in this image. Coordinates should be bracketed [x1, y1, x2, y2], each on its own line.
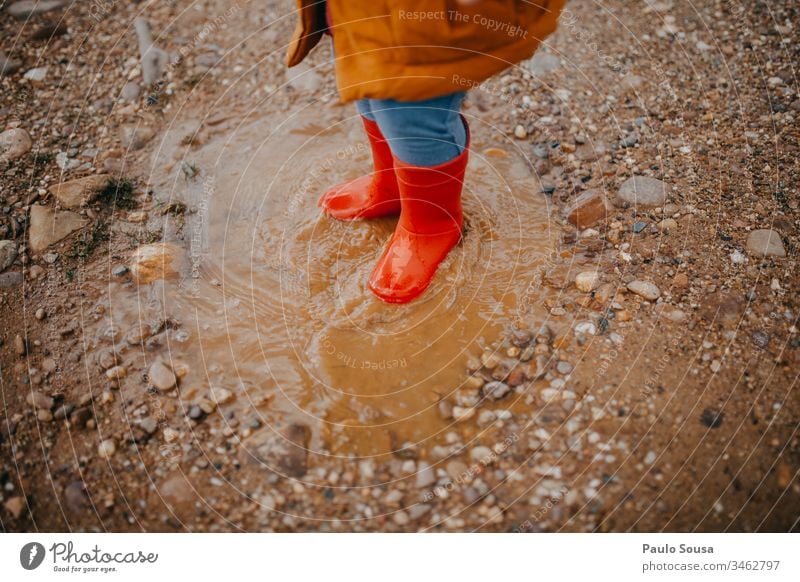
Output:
[1, 0, 798, 532]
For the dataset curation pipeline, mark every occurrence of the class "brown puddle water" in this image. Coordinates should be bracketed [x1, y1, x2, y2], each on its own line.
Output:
[116, 109, 560, 460]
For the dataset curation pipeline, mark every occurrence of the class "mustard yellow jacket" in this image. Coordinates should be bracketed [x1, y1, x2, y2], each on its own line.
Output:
[287, 0, 565, 102]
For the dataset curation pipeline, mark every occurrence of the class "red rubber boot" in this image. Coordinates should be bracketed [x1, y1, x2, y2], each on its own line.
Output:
[367, 135, 469, 304]
[318, 117, 400, 220]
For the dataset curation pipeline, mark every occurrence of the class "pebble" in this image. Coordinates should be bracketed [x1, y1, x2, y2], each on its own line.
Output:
[574, 321, 596, 335]
[658, 218, 678, 231]
[0, 128, 33, 163]
[98, 439, 117, 458]
[105, 365, 127, 381]
[35, 308, 46, 320]
[616, 176, 669, 208]
[483, 381, 511, 401]
[0, 240, 18, 272]
[514, 124, 528, 139]
[4, 496, 26, 519]
[112, 265, 129, 277]
[148, 360, 177, 391]
[556, 361, 573, 375]
[14, 334, 27, 356]
[644, 451, 657, 465]
[209, 386, 233, 404]
[8, 0, 66, 19]
[23, 67, 47, 83]
[746, 229, 786, 257]
[700, 408, 724, 429]
[565, 189, 610, 229]
[392, 511, 410, 526]
[120, 81, 141, 102]
[627, 280, 660, 301]
[138, 416, 159, 434]
[452, 406, 475, 422]
[26, 391, 53, 410]
[575, 270, 601, 292]
[96, 348, 118, 370]
[470, 446, 494, 463]
[416, 462, 436, 488]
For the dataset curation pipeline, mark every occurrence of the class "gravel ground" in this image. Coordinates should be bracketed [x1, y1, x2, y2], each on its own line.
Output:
[1, 0, 798, 532]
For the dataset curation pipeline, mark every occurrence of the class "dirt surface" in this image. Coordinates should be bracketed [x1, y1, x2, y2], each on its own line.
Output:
[1, 0, 798, 532]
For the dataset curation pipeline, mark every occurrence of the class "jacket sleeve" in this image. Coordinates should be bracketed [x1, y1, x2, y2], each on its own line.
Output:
[286, 0, 328, 67]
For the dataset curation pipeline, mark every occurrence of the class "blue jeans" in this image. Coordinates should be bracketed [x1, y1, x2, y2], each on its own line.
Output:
[356, 92, 467, 167]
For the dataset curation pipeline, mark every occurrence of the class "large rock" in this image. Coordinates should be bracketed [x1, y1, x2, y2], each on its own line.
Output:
[49, 174, 110, 209]
[565, 189, 610, 229]
[0, 128, 32, 163]
[239, 423, 311, 478]
[28, 205, 88, 253]
[130, 242, 181, 284]
[0, 240, 18, 272]
[8, 0, 66, 19]
[746, 229, 786, 257]
[616, 176, 669, 208]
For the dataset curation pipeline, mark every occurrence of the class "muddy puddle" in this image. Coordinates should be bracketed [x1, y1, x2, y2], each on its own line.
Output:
[109, 106, 562, 463]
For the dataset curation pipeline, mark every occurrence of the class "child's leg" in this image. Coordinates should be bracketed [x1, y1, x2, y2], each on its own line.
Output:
[318, 99, 401, 219]
[367, 92, 467, 166]
[366, 92, 470, 303]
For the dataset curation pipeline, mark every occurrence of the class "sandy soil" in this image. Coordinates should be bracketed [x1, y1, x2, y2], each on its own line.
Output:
[1, 0, 798, 532]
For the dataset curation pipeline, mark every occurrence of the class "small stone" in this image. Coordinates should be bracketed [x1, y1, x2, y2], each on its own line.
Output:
[514, 124, 527, 139]
[98, 439, 117, 458]
[565, 189, 610, 229]
[632, 220, 648, 233]
[105, 365, 127, 381]
[483, 381, 511, 401]
[148, 360, 177, 391]
[408, 504, 432, 520]
[752, 330, 770, 350]
[470, 446, 494, 463]
[616, 176, 669, 208]
[556, 361, 573, 375]
[393, 511, 410, 526]
[37, 409, 53, 422]
[658, 218, 678, 231]
[8, 0, 66, 19]
[0, 240, 18, 272]
[23, 67, 48, 84]
[14, 334, 27, 355]
[672, 273, 689, 289]
[480, 351, 501, 369]
[452, 406, 475, 422]
[746, 229, 786, 258]
[96, 348, 118, 370]
[138, 416, 159, 434]
[4, 496, 26, 519]
[644, 451, 657, 465]
[662, 308, 686, 323]
[35, 308, 46, 320]
[0, 128, 33, 163]
[509, 328, 533, 348]
[700, 408, 724, 429]
[574, 321, 596, 335]
[120, 81, 141, 102]
[26, 391, 54, 409]
[416, 461, 436, 488]
[208, 386, 233, 404]
[575, 271, 601, 292]
[112, 265, 129, 277]
[627, 280, 660, 301]
[53, 404, 73, 420]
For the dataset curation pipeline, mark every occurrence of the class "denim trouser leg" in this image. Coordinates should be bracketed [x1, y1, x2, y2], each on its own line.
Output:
[354, 92, 467, 167]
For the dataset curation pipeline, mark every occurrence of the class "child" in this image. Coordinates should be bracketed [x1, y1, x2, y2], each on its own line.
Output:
[287, 1, 565, 303]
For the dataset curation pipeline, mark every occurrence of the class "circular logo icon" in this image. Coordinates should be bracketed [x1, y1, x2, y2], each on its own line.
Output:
[20, 542, 46, 570]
